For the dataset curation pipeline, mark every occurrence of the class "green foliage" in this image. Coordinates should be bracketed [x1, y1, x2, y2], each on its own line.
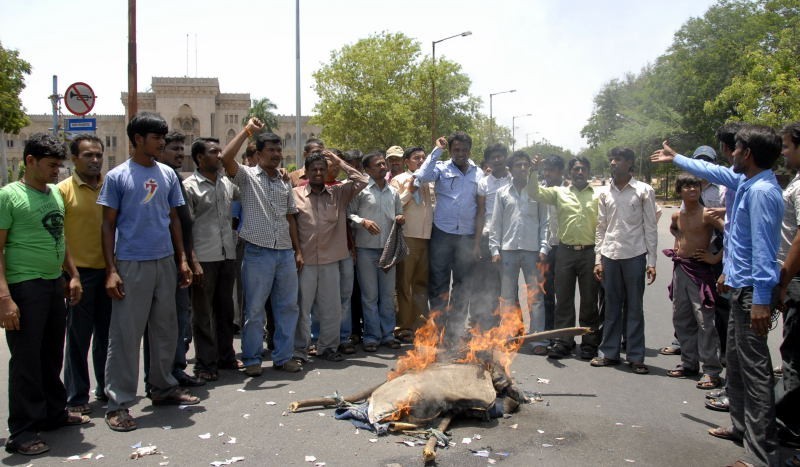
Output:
[0, 42, 32, 134]
[244, 97, 279, 133]
[469, 114, 513, 160]
[311, 31, 481, 152]
[582, 0, 800, 162]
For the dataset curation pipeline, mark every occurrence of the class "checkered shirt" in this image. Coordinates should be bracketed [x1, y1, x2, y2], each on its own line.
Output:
[232, 163, 297, 249]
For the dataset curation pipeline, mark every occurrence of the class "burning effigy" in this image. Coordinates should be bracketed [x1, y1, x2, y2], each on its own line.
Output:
[289, 304, 588, 462]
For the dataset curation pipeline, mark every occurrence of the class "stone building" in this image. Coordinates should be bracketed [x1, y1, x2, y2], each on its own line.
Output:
[4, 76, 321, 178]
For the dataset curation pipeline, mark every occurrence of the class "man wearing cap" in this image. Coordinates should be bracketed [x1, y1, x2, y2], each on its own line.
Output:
[385, 146, 405, 181]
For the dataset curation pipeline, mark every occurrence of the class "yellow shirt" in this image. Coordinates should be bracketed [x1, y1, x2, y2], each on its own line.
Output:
[57, 174, 105, 269]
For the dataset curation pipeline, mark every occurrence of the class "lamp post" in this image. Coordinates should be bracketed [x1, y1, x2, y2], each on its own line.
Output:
[431, 31, 472, 145]
[511, 113, 531, 151]
[489, 89, 516, 143]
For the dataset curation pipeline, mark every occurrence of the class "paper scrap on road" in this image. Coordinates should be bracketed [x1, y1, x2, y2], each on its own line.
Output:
[318, 413, 326, 417]
[225, 437, 237, 445]
[236, 389, 246, 392]
[288, 390, 296, 394]
[305, 455, 317, 462]
[217, 432, 225, 437]
[473, 434, 482, 440]
[615, 422, 624, 426]
[162, 426, 172, 430]
[556, 437, 565, 441]
[159, 462, 169, 466]
[198, 433, 212, 439]
[130, 446, 160, 459]
[542, 443, 553, 448]
[510, 424, 518, 429]
[209, 456, 245, 466]
[131, 442, 142, 449]
[537, 378, 550, 384]
[242, 413, 250, 419]
[488, 459, 497, 465]
[461, 438, 472, 444]
[266, 401, 277, 405]
[369, 439, 377, 443]
[471, 450, 490, 457]
[537, 429, 545, 434]
[96, 454, 105, 459]
[625, 460, 636, 463]
[631, 425, 643, 428]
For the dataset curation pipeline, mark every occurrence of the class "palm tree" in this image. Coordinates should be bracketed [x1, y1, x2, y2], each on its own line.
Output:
[243, 97, 279, 133]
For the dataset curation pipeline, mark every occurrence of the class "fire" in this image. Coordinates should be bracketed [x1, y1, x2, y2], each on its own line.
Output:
[388, 311, 444, 380]
[383, 391, 419, 422]
[456, 298, 525, 375]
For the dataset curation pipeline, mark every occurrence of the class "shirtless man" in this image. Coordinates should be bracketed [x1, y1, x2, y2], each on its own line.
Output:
[665, 173, 725, 389]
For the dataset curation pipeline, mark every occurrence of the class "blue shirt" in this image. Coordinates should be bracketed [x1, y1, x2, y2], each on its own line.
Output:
[97, 159, 184, 261]
[414, 147, 483, 235]
[674, 155, 782, 304]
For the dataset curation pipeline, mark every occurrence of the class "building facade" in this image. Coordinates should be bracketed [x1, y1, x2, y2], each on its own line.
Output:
[4, 77, 321, 178]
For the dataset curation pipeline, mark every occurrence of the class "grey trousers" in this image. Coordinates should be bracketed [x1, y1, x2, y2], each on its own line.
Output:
[295, 262, 342, 358]
[726, 287, 778, 467]
[105, 258, 179, 412]
[672, 266, 722, 376]
[553, 247, 601, 349]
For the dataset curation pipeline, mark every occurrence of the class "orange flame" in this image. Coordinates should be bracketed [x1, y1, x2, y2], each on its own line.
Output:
[388, 311, 444, 380]
[455, 298, 525, 375]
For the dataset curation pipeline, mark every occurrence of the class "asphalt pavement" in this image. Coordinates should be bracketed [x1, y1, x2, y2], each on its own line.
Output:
[0, 205, 796, 466]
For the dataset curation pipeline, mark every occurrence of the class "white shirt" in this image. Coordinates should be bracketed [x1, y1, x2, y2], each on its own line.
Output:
[779, 172, 800, 264]
[595, 178, 658, 267]
[477, 172, 511, 235]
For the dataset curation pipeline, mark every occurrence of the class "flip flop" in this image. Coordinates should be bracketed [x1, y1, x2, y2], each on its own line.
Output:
[659, 346, 681, 355]
[105, 409, 137, 432]
[5, 438, 50, 455]
[667, 366, 699, 378]
[708, 426, 742, 442]
[696, 374, 723, 390]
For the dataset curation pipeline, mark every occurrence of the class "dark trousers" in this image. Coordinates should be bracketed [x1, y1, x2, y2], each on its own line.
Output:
[6, 278, 68, 444]
[350, 261, 363, 339]
[64, 268, 111, 406]
[428, 225, 476, 343]
[192, 260, 237, 372]
[553, 246, 600, 349]
[599, 254, 646, 363]
[777, 278, 800, 434]
[470, 234, 501, 330]
[726, 287, 778, 466]
[543, 246, 557, 330]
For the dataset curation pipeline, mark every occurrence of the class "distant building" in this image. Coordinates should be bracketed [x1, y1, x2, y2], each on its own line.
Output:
[4, 77, 321, 178]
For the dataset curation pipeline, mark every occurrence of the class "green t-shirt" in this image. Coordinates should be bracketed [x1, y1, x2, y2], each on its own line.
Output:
[0, 182, 65, 284]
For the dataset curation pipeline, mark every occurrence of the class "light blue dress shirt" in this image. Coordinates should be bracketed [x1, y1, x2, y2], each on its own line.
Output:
[674, 155, 783, 304]
[414, 147, 483, 236]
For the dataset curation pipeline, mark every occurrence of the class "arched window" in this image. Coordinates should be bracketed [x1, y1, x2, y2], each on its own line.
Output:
[227, 129, 236, 145]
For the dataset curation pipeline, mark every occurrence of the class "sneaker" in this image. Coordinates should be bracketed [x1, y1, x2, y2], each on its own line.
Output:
[274, 359, 303, 373]
[244, 364, 263, 377]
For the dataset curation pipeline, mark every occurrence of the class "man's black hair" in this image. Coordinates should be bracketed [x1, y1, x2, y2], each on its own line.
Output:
[675, 172, 702, 194]
[191, 137, 220, 166]
[447, 131, 472, 151]
[69, 134, 104, 156]
[343, 149, 363, 163]
[403, 146, 425, 159]
[255, 132, 282, 151]
[483, 143, 508, 160]
[715, 122, 744, 152]
[567, 156, 591, 172]
[304, 152, 327, 172]
[506, 150, 531, 169]
[24, 133, 67, 161]
[782, 122, 800, 146]
[165, 131, 186, 146]
[542, 154, 564, 171]
[362, 151, 384, 169]
[735, 125, 782, 170]
[304, 138, 324, 154]
[126, 112, 168, 147]
[608, 146, 635, 162]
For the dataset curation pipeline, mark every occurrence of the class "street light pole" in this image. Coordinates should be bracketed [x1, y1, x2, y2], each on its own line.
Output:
[511, 113, 531, 151]
[489, 89, 516, 143]
[431, 31, 471, 146]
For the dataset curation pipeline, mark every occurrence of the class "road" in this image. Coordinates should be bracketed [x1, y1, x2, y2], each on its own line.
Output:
[0, 205, 794, 466]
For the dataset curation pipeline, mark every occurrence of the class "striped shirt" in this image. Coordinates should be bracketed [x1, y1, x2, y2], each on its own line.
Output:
[232, 163, 297, 250]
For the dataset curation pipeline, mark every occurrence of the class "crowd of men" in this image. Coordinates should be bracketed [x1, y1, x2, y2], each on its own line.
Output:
[0, 112, 797, 466]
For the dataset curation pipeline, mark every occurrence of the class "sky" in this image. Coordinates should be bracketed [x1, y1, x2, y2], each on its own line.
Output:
[1, 0, 718, 153]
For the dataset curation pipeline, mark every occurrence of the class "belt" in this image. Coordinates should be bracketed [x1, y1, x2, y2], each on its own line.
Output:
[560, 244, 594, 251]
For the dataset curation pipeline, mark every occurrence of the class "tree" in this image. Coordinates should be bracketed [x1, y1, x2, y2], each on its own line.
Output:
[0, 42, 32, 185]
[243, 97, 279, 132]
[311, 31, 480, 152]
[468, 114, 512, 161]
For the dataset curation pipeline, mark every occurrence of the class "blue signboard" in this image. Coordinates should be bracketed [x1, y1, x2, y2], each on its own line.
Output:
[65, 118, 97, 132]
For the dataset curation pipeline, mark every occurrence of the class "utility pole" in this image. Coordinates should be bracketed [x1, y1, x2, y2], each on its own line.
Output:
[430, 31, 471, 146]
[127, 0, 138, 118]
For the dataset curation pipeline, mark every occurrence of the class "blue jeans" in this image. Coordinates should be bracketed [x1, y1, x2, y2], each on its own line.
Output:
[428, 225, 475, 343]
[356, 248, 396, 345]
[500, 250, 546, 346]
[241, 243, 299, 366]
[599, 253, 646, 363]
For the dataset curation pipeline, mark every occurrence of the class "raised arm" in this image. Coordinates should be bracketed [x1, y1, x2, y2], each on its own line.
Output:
[413, 137, 447, 183]
[222, 117, 264, 178]
[526, 158, 559, 205]
[651, 141, 740, 190]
